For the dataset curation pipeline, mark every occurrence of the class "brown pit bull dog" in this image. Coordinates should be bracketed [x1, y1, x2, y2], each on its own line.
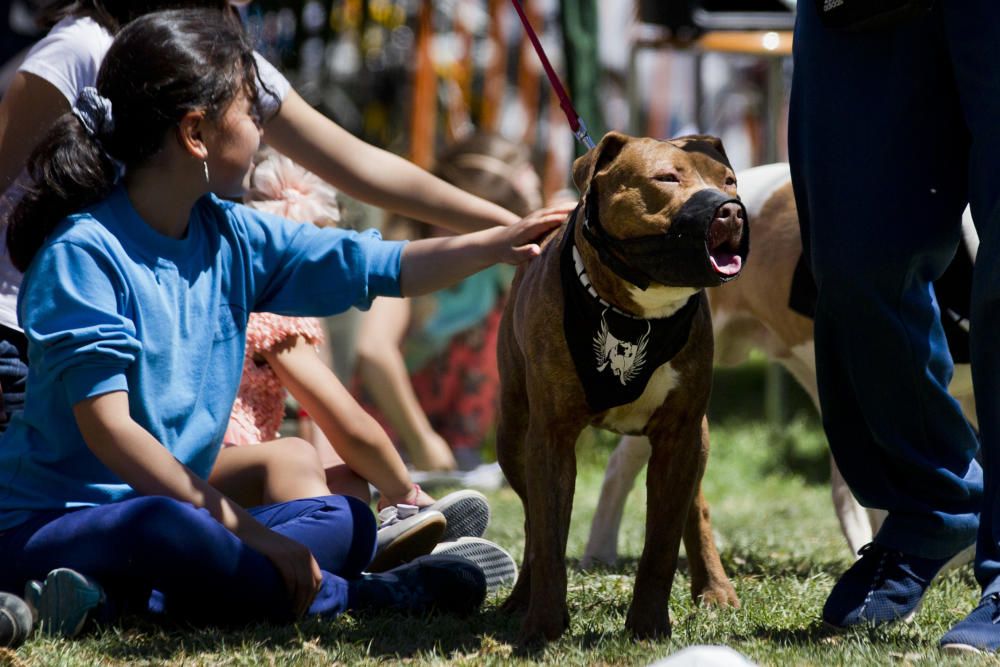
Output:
[582, 163, 980, 570]
[496, 131, 744, 644]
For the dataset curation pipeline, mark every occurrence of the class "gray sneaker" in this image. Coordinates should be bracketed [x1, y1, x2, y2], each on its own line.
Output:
[432, 537, 517, 592]
[25, 568, 105, 638]
[422, 490, 491, 542]
[370, 506, 447, 573]
[0, 592, 33, 648]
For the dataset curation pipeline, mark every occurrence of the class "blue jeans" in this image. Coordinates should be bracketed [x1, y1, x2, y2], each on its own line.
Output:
[0, 326, 28, 433]
[0, 494, 376, 624]
[789, 0, 1000, 589]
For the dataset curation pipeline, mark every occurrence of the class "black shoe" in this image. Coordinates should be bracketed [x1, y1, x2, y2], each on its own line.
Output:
[350, 554, 486, 617]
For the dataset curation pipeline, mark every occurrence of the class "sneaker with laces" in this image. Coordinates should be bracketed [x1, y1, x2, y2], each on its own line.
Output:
[25, 568, 105, 638]
[0, 592, 33, 648]
[421, 490, 491, 542]
[370, 506, 446, 573]
[348, 554, 487, 617]
[940, 593, 1000, 654]
[823, 542, 956, 628]
[432, 537, 517, 592]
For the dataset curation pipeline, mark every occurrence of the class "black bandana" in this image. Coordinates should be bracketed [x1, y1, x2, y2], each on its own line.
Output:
[561, 213, 702, 413]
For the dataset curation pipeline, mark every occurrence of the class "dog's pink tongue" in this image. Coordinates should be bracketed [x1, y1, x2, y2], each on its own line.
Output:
[710, 251, 742, 276]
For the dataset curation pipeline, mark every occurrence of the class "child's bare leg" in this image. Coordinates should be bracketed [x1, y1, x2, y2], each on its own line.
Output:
[354, 298, 458, 472]
[209, 437, 329, 507]
[310, 424, 371, 503]
[265, 336, 423, 505]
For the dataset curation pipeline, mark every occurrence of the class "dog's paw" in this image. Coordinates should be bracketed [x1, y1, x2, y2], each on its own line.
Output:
[500, 580, 531, 614]
[579, 552, 617, 571]
[500, 591, 528, 614]
[695, 581, 740, 609]
[625, 607, 671, 640]
[519, 607, 569, 646]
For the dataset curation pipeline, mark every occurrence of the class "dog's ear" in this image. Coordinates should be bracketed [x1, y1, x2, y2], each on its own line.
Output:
[672, 134, 732, 169]
[572, 131, 630, 193]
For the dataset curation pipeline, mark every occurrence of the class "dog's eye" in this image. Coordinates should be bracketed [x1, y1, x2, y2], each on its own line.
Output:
[654, 173, 680, 183]
[725, 176, 737, 187]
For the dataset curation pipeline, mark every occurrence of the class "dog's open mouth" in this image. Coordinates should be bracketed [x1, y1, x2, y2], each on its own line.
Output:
[707, 215, 745, 277]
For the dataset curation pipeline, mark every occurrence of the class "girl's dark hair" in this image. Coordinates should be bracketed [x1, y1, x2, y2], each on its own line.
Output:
[8, 9, 259, 272]
[42, 1, 230, 33]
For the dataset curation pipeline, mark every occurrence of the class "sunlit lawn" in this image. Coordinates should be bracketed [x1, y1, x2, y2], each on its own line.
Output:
[9, 363, 990, 666]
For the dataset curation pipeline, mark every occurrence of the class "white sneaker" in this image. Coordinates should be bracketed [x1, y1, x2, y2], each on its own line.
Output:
[370, 506, 446, 573]
[422, 490, 490, 542]
[432, 537, 517, 592]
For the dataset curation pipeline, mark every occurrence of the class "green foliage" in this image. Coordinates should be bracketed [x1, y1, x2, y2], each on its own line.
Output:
[13, 421, 991, 666]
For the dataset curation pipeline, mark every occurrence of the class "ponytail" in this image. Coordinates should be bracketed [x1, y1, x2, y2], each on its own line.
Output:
[7, 8, 259, 273]
[7, 114, 119, 272]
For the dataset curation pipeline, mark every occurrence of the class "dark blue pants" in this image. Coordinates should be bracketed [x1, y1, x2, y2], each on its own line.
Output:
[0, 494, 376, 624]
[0, 326, 28, 434]
[789, 0, 1000, 590]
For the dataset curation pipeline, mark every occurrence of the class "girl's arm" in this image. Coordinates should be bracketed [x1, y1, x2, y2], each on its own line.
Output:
[398, 203, 573, 297]
[261, 335, 432, 505]
[73, 391, 322, 618]
[263, 91, 520, 233]
[0, 72, 70, 194]
[354, 298, 457, 471]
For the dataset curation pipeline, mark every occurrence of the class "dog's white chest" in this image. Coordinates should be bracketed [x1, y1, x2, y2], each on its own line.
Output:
[597, 362, 680, 434]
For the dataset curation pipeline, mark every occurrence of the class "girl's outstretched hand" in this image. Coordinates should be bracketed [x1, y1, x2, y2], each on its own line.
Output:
[399, 200, 578, 297]
[495, 200, 577, 265]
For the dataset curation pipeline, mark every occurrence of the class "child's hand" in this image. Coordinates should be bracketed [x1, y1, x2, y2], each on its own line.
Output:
[242, 523, 322, 618]
[494, 201, 577, 265]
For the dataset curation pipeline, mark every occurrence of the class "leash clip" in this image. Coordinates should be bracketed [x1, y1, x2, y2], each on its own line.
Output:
[574, 117, 596, 150]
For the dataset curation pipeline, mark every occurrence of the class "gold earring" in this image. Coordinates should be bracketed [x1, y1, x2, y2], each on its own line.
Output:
[203, 161, 210, 184]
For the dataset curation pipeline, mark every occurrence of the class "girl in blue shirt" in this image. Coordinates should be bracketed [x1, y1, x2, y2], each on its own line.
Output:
[0, 8, 564, 636]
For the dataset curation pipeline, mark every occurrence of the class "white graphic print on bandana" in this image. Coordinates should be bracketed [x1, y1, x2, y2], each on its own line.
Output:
[593, 308, 649, 386]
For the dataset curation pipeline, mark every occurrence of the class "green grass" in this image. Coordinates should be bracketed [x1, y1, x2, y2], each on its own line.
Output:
[9, 372, 995, 665]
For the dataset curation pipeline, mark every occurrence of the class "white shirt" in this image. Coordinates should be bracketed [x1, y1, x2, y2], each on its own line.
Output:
[0, 15, 292, 331]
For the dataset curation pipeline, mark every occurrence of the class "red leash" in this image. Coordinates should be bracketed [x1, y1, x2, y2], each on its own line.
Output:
[510, 0, 596, 149]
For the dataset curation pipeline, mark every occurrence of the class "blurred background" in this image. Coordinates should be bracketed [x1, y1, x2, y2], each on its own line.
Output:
[3, 0, 796, 199]
[2, 0, 813, 469]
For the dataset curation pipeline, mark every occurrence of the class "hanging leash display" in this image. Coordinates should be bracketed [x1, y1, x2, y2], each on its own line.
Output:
[510, 0, 596, 150]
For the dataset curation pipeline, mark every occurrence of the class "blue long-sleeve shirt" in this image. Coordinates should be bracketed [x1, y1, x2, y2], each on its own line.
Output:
[0, 186, 406, 530]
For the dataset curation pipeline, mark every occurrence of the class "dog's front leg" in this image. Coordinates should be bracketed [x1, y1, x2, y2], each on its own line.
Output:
[520, 415, 581, 646]
[683, 419, 738, 607]
[626, 418, 703, 639]
[495, 366, 533, 615]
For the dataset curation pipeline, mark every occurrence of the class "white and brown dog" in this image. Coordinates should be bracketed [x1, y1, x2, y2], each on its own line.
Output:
[496, 132, 745, 644]
[582, 162, 979, 568]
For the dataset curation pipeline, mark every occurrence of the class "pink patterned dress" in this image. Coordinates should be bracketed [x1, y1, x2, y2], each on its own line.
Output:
[223, 312, 325, 446]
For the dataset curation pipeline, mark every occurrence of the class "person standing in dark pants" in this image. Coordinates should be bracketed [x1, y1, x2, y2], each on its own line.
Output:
[789, 0, 1000, 652]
